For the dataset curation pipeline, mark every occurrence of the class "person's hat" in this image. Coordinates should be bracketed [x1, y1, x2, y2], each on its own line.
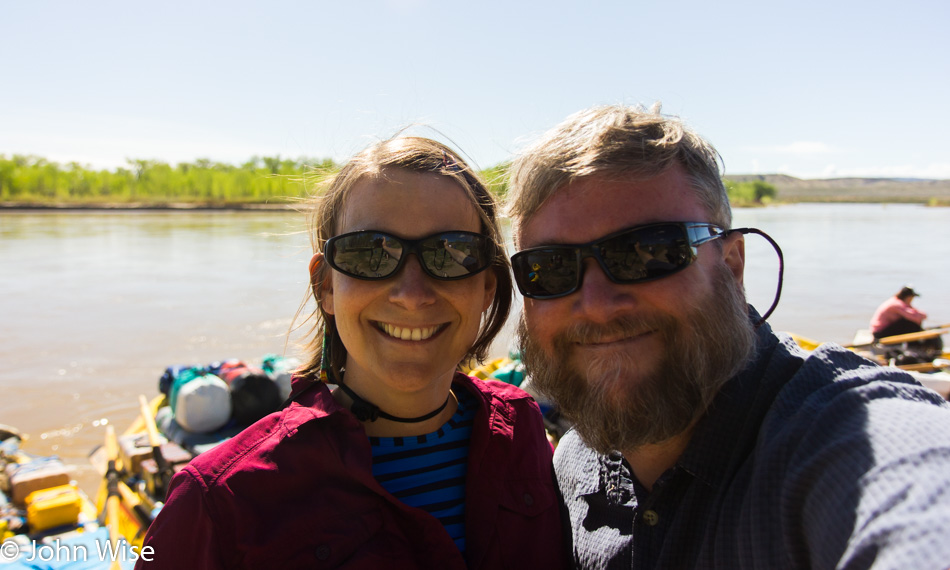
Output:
[898, 285, 920, 298]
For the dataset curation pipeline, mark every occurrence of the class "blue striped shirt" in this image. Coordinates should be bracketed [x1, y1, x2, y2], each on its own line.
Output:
[370, 388, 476, 554]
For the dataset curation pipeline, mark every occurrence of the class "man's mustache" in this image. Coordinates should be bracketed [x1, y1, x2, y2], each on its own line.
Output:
[551, 314, 670, 348]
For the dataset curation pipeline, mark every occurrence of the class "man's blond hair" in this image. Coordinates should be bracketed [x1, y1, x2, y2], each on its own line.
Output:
[507, 104, 731, 243]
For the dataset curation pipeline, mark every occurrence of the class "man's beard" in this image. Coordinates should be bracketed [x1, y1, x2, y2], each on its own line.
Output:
[518, 264, 755, 455]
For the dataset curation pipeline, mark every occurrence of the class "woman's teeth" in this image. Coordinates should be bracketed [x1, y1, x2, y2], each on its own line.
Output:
[378, 323, 441, 341]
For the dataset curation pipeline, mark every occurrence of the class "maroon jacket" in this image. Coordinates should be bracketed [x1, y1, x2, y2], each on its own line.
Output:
[137, 373, 566, 569]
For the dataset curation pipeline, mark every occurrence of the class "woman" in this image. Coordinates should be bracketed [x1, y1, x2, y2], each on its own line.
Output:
[138, 137, 566, 569]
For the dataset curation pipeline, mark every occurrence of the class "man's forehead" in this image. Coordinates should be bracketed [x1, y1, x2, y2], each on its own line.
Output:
[517, 168, 706, 247]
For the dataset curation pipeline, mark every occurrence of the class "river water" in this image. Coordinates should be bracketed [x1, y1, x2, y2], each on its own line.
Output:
[2, 204, 948, 498]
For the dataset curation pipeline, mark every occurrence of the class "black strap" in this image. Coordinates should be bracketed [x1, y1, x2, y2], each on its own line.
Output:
[336, 378, 450, 423]
[731, 227, 784, 327]
[279, 375, 450, 424]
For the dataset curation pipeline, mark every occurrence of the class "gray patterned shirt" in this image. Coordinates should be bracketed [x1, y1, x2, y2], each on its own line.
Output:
[554, 321, 950, 569]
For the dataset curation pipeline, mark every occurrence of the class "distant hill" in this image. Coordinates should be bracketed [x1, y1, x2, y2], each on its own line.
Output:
[725, 174, 950, 203]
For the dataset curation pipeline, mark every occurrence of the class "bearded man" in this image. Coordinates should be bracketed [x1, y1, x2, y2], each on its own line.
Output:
[507, 104, 950, 569]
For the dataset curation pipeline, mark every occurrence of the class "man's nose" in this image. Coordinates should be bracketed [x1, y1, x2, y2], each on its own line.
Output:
[571, 258, 636, 323]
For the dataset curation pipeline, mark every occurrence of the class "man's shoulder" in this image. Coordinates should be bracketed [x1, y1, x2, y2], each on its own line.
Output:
[720, 334, 950, 484]
[750, 338, 950, 479]
[743, 341, 950, 568]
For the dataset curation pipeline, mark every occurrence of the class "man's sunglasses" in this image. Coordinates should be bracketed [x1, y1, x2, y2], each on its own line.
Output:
[325, 230, 496, 281]
[511, 222, 729, 299]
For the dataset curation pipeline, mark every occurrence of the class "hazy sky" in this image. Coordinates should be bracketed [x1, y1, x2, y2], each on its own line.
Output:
[3, 0, 948, 179]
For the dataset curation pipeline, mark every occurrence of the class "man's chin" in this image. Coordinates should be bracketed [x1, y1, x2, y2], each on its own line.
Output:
[576, 347, 658, 397]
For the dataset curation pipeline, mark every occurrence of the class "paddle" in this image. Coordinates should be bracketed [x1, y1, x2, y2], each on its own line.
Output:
[875, 325, 950, 346]
[103, 425, 123, 570]
[117, 478, 154, 535]
[897, 361, 942, 373]
[97, 421, 155, 537]
[846, 323, 950, 349]
[139, 394, 171, 498]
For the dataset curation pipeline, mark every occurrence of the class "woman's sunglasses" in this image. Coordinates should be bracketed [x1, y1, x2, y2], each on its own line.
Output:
[325, 230, 496, 281]
[511, 222, 728, 299]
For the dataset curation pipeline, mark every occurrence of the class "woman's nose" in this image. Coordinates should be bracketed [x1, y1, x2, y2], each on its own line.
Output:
[387, 254, 438, 309]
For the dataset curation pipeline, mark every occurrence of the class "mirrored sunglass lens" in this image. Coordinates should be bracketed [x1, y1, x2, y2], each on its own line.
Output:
[420, 234, 490, 278]
[332, 233, 403, 278]
[600, 225, 691, 281]
[514, 249, 578, 297]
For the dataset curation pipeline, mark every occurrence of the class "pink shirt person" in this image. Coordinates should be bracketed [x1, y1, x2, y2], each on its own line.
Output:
[870, 286, 927, 337]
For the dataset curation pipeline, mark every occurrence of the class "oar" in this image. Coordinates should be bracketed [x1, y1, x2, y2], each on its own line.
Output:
[116, 478, 155, 539]
[139, 394, 171, 498]
[897, 361, 941, 373]
[846, 323, 950, 349]
[876, 324, 950, 346]
[103, 425, 123, 570]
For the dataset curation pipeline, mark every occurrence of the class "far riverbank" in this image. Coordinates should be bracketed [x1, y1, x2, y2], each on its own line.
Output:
[3, 197, 948, 211]
[0, 201, 299, 211]
[4, 154, 949, 207]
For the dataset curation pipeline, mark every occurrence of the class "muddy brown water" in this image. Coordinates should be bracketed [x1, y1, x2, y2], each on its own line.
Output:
[2, 204, 948, 499]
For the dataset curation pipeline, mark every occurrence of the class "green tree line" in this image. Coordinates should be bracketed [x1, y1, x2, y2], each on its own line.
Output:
[723, 179, 777, 206]
[0, 154, 776, 206]
[0, 155, 336, 205]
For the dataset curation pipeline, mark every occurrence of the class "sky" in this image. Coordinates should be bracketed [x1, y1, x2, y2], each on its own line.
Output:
[2, 0, 948, 179]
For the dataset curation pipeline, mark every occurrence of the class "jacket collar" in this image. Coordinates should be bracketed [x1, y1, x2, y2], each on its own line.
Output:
[280, 371, 522, 437]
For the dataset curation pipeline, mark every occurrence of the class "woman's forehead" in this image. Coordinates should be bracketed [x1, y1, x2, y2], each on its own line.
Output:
[337, 170, 481, 237]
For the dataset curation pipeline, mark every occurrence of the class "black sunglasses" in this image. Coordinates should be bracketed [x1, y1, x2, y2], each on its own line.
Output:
[511, 222, 728, 299]
[325, 230, 496, 281]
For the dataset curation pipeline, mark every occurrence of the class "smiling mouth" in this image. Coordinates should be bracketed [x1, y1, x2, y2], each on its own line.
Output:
[578, 329, 655, 347]
[375, 322, 446, 341]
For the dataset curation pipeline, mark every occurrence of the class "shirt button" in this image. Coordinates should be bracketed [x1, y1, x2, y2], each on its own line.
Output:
[315, 544, 330, 560]
[523, 493, 534, 506]
[642, 510, 659, 526]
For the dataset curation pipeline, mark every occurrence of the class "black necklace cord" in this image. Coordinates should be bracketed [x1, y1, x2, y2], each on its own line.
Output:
[335, 375, 451, 423]
[730, 227, 784, 328]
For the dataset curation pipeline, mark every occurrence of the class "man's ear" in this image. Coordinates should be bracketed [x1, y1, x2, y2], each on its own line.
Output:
[310, 253, 334, 315]
[722, 232, 745, 287]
